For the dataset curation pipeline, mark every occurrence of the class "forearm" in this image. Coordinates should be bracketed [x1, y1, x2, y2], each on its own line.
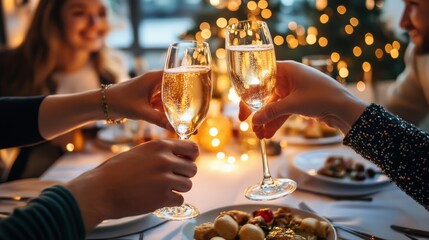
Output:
[344, 104, 429, 210]
[38, 89, 105, 140]
[0, 186, 85, 240]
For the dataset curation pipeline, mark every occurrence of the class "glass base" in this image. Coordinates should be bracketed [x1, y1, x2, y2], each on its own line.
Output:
[153, 203, 199, 220]
[245, 178, 297, 201]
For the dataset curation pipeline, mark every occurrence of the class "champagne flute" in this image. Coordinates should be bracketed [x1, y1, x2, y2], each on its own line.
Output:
[153, 40, 213, 220]
[225, 20, 297, 201]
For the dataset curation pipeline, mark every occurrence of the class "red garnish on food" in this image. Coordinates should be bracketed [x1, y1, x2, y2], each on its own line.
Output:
[254, 208, 274, 223]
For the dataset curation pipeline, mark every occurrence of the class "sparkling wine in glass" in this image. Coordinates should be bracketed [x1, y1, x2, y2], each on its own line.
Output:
[153, 40, 212, 220]
[225, 20, 297, 201]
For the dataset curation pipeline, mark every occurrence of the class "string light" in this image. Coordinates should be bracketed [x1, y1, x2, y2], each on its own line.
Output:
[353, 46, 362, 57]
[365, 33, 374, 45]
[320, 14, 329, 24]
[318, 37, 328, 47]
[337, 5, 347, 15]
[274, 35, 284, 45]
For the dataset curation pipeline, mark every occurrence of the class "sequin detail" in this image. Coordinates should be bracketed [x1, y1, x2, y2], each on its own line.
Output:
[344, 103, 429, 211]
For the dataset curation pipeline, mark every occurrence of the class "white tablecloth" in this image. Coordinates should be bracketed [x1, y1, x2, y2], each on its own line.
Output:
[40, 142, 429, 240]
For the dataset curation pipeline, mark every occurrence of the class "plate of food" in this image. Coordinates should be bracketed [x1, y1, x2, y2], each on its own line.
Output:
[181, 204, 336, 240]
[293, 148, 390, 187]
[273, 115, 343, 145]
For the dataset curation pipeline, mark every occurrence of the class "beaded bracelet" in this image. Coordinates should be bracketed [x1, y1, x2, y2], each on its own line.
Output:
[100, 84, 126, 124]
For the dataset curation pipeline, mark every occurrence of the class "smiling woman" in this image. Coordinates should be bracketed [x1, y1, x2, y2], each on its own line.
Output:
[0, 0, 129, 181]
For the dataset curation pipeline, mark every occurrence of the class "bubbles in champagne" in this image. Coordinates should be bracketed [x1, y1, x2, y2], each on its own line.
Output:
[162, 66, 212, 138]
[226, 44, 276, 111]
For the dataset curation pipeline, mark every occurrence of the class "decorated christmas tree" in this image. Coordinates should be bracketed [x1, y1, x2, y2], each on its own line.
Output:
[182, 0, 405, 88]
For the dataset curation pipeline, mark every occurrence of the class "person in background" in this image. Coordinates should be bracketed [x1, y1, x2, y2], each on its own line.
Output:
[0, 0, 129, 180]
[385, 0, 429, 127]
[0, 71, 199, 239]
[239, 61, 429, 211]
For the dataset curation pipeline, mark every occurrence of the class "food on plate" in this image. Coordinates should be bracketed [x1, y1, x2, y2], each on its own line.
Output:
[194, 207, 330, 240]
[282, 115, 340, 139]
[317, 155, 378, 181]
[214, 214, 239, 239]
[239, 224, 265, 240]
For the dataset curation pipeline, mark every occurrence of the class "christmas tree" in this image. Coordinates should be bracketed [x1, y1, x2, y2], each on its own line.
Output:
[182, 0, 405, 87]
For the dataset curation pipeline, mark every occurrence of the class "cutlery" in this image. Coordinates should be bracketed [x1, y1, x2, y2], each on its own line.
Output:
[391, 224, 429, 238]
[0, 196, 32, 202]
[404, 233, 419, 240]
[298, 202, 387, 240]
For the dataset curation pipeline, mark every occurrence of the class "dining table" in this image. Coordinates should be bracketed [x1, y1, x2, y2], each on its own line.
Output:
[35, 133, 429, 240]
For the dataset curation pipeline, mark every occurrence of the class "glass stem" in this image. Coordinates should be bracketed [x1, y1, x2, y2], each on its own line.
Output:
[259, 138, 274, 186]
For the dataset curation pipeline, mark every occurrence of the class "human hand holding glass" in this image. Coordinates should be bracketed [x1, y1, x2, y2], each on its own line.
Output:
[225, 20, 296, 201]
[152, 40, 213, 220]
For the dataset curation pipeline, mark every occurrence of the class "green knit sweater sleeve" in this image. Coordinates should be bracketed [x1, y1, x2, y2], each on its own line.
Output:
[0, 185, 85, 240]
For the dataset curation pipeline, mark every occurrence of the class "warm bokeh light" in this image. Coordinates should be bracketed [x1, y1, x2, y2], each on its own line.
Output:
[240, 122, 250, 131]
[228, 18, 239, 25]
[392, 40, 401, 50]
[200, 22, 210, 30]
[337, 5, 347, 15]
[350, 17, 359, 27]
[318, 37, 328, 47]
[201, 29, 211, 39]
[315, 0, 328, 10]
[258, 0, 268, 9]
[209, 127, 218, 136]
[366, 0, 375, 10]
[331, 52, 340, 62]
[240, 154, 249, 161]
[306, 34, 317, 45]
[353, 46, 362, 57]
[385, 43, 393, 53]
[66, 143, 75, 152]
[247, 1, 257, 10]
[216, 17, 228, 28]
[357, 81, 366, 92]
[345, 24, 354, 35]
[365, 33, 374, 45]
[337, 60, 348, 70]
[216, 48, 226, 59]
[274, 35, 284, 45]
[217, 152, 226, 159]
[296, 26, 305, 36]
[390, 49, 399, 59]
[362, 61, 371, 72]
[227, 0, 241, 11]
[261, 9, 272, 19]
[320, 14, 329, 24]
[307, 26, 318, 36]
[339, 67, 349, 78]
[288, 21, 298, 31]
[375, 48, 384, 59]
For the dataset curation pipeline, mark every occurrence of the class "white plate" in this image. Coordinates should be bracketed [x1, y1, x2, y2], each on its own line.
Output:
[181, 204, 337, 240]
[87, 214, 165, 239]
[293, 148, 389, 187]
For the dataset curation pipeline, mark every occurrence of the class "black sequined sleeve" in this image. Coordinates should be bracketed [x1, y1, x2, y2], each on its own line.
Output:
[343, 103, 429, 211]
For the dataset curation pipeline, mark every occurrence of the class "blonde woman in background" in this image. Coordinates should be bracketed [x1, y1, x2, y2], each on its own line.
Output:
[0, 0, 129, 181]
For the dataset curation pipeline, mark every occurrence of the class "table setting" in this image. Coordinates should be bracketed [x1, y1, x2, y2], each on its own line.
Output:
[1, 20, 429, 240]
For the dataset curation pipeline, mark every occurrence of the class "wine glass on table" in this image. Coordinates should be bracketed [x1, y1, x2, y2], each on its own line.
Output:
[152, 40, 213, 220]
[225, 20, 297, 201]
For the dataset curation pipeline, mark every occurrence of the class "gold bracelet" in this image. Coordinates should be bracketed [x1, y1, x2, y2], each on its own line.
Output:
[100, 84, 126, 124]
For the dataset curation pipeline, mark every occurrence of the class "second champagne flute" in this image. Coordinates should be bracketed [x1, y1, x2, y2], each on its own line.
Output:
[225, 20, 297, 201]
[152, 40, 213, 220]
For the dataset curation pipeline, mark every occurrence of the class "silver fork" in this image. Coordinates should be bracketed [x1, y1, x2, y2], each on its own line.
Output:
[298, 202, 387, 240]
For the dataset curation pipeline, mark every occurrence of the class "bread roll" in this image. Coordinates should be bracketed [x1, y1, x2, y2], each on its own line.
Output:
[214, 214, 238, 239]
[238, 224, 265, 240]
